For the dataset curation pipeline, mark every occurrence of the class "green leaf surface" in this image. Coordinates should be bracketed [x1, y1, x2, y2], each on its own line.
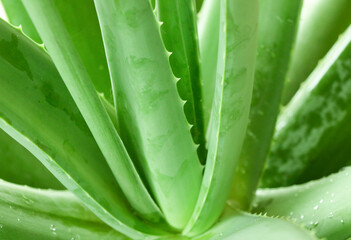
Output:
[198, 0, 220, 134]
[227, 0, 302, 210]
[0, 19, 166, 239]
[195, 0, 203, 12]
[157, 0, 206, 162]
[21, 0, 164, 224]
[93, 0, 202, 230]
[0, 179, 130, 240]
[49, 0, 113, 102]
[0, 0, 41, 43]
[255, 167, 351, 240]
[261, 24, 351, 188]
[282, 0, 351, 104]
[0, 129, 63, 190]
[184, 0, 258, 235]
[194, 210, 319, 240]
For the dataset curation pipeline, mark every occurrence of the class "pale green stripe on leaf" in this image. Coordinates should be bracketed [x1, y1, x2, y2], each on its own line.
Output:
[94, 0, 202, 229]
[255, 167, 351, 240]
[157, 0, 206, 162]
[22, 0, 163, 223]
[261, 24, 351, 188]
[184, 0, 258, 235]
[228, 0, 302, 210]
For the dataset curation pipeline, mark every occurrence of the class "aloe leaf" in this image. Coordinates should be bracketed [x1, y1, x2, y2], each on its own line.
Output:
[0, 19, 167, 238]
[194, 210, 319, 240]
[255, 167, 351, 240]
[198, 0, 220, 134]
[261, 24, 351, 188]
[157, 0, 206, 162]
[21, 0, 164, 223]
[281, 0, 351, 105]
[0, 0, 41, 43]
[0, 129, 63, 190]
[227, 0, 302, 210]
[183, 0, 258, 235]
[0, 179, 130, 240]
[93, 0, 202, 229]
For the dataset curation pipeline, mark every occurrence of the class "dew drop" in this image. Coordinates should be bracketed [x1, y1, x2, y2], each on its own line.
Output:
[300, 215, 304, 220]
[17, 218, 20, 222]
[313, 205, 319, 210]
[319, 199, 324, 204]
[340, 219, 344, 224]
[50, 224, 57, 234]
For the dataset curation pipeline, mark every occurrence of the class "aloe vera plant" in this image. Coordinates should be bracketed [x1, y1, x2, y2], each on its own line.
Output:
[0, 0, 351, 239]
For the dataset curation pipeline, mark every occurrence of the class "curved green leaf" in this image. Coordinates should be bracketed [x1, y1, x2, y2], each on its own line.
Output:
[261, 24, 351, 188]
[0, 179, 130, 240]
[0, 0, 41, 43]
[198, 0, 220, 134]
[194, 210, 319, 240]
[184, 0, 258, 235]
[228, 0, 302, 210]
[0, 129, 63, 189]
[157, 0, 206, 162]
[255, 167, 351, 240]
[93, 0, 202, 230]
[0, 19, 167, 239]
[21, 0, 163, 223]
[282, 0, 351, 104]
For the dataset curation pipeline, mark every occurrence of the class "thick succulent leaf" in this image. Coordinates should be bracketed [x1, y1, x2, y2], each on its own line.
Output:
[282, 0, 351, 104]
[261, 24, 351, 188]
[227, 0, 302, 210]
[0, 129, 63, 190]
[21, 0, 163, 223]
[0, 19, 166, 239]
[93, 0, 202, 229]
[255, 167, 351, 240]
[157, 0, 206, 162]
[184, 0, 258, 235]
[0, 0, 41, 43]
[198, 0, 220, 134]
[0, 179, 130, 240]
[194, 210, 319, 240]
